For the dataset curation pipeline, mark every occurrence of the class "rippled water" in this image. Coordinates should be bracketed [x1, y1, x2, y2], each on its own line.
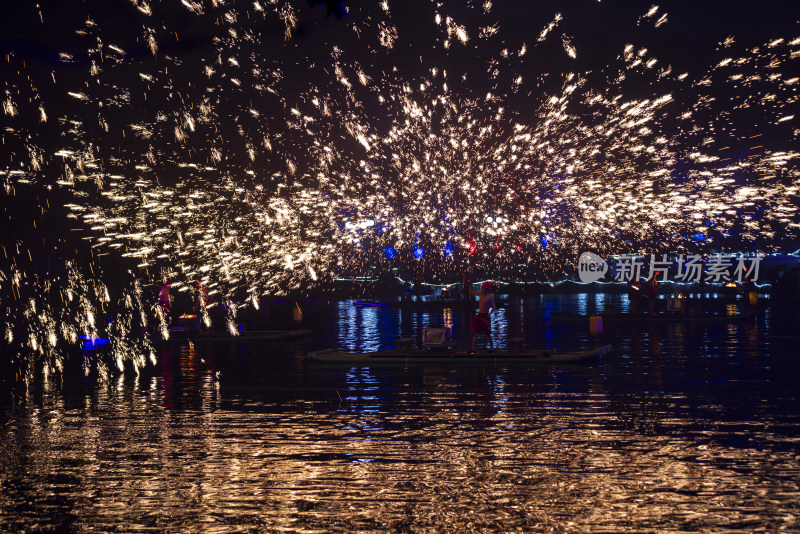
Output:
[2, 293, 800, 532]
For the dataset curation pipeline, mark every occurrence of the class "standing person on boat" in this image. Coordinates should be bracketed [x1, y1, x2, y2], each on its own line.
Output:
[644, 275, 658, 313]
[470, 281, 495, 352]
[627, 277, 642, 314]
[462, 268, 473, 301]
[697, 257, 708, 299]
[414, 261, 425, 295]
[158, 281, 172, 319]
[193, 280, 212, 331]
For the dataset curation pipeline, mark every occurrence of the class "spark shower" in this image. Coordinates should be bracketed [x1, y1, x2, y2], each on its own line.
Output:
[1, 0, 798, 373]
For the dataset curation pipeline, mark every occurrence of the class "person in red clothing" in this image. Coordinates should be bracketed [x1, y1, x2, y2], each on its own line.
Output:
[157, 281, 172, 318]
[627, 277, 642, 314]
[193, 280, 211, 312]
[192, 280, 214, 331]
[644, 275, 658, 313]
[470, 281, 495, 352]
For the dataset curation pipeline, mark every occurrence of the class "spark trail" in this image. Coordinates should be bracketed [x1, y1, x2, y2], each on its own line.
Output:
[1, 1, 798, 373]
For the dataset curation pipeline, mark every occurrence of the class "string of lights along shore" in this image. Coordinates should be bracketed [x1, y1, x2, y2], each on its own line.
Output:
[1, 1, 798, 374]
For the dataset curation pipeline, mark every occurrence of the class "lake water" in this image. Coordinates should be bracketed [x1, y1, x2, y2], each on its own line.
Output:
[2, 293, 800, 532]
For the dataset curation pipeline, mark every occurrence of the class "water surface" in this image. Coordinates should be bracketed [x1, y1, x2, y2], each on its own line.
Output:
[1, 294, 799, 532]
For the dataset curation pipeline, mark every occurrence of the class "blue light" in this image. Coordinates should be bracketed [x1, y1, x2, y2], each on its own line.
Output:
[443, 242, 454, 257]
[79, 335, 111, 350]
[383, 246, 397, 259]
[540, 235, 549, 248]
[413, 246, 425, 259]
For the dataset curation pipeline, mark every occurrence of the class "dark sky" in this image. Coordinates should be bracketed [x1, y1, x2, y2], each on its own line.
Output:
[5, 1, 798, 88]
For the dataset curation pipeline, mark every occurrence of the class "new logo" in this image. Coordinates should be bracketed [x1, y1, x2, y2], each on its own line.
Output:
[578, 252, 608, 283]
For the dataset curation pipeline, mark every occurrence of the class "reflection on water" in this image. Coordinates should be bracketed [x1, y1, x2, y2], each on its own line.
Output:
[338, 301, 384, 352]
[2, 294, 800, 532]
[577, 292, 588, 315]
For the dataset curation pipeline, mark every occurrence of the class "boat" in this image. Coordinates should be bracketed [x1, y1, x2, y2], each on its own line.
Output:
[550, 310, 755, 323]
[306, 344, 612, 364]
[355, 298, 507, 309]
[354, 300, 393, 307]
[158, 328, 312, 343]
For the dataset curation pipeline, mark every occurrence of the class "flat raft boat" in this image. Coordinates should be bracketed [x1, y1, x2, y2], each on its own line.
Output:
[306, 344, 612, 364]
[550, 311, 755, 323]
[160, 329, 311, 343]
[355, 298, 507, 309]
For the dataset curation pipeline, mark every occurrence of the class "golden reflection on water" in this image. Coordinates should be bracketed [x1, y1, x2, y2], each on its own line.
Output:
[2, 365, 800, 532]
[2, 295, 800, 531]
